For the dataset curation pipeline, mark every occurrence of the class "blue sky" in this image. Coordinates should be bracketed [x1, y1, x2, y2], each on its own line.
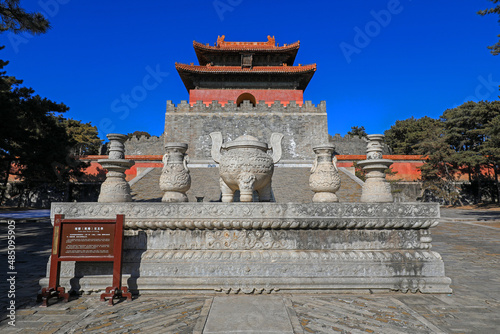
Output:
[1, 0, 499, 140]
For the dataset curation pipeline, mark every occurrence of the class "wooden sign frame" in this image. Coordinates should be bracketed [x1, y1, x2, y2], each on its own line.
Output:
[38, 214, 131, 306]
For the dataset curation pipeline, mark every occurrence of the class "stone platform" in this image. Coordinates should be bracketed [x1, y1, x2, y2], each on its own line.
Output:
[41, 202, 452, 294]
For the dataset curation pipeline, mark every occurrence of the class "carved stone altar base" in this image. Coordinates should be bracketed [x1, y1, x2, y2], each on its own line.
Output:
[42, 202, 452, 295]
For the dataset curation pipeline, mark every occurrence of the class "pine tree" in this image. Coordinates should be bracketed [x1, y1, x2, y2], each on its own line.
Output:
[347, 126, 367, 139]
[0, 0, 50, 34]
[384, 116, 441, 155]
[64, 119, 102, 156]
[0, 0, 97, 204]
[478, 0, 500, 55]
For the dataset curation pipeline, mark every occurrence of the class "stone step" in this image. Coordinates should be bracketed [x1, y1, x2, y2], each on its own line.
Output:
[130, 166, 362, 203]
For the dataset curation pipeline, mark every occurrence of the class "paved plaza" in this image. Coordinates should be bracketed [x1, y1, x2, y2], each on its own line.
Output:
[0, 208, 499, 333]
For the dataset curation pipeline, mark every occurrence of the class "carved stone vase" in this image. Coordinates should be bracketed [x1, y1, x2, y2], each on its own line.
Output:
[159, 143, 191, 202]
[357, 134, 394, 202]
[98, 133, 135, 202]
[210, 132, 283, 202]
[309, 144, 341, 202]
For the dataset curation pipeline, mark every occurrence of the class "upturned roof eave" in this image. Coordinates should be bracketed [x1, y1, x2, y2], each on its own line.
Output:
[175, 63, 316, 74]
[193, 40, 300, 52]
[175, 63, 316, 92]
[193, 40, 300, 65]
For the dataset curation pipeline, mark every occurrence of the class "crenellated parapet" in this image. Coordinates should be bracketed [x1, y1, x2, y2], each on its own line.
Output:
[126, 135, 163, 143]
[123, 107, 388, 158]
[329, 134, 391, 155]
[164, 100, 328, 161]
[123, 135, 164, 156]
[166, 100, 326, 114]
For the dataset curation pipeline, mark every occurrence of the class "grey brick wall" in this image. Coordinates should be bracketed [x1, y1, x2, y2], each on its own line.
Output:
[164, 100, 329, 161]
[329, 134, 390, 155]
[124, 135, 164, 155]
[120, 100, 390, 158]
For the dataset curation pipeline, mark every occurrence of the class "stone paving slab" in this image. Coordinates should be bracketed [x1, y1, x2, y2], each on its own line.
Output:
[290, 295, 447, 334]
[2, 296, 208, 333]
[203, 296, 294, 334]
[0, 210, 499, 333]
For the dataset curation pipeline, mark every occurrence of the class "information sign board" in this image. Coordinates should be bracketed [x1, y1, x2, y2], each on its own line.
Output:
[38, 214, 131, 306]
[60, 223, 115, 257]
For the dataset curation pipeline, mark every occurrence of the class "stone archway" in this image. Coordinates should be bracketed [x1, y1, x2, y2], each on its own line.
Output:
[236, 93, 256, 106]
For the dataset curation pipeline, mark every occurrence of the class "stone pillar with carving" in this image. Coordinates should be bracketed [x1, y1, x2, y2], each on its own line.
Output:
[309, 143, 341, 202]
[159, 143, 191, 202]
[357, 134, 394, 202]
[98, 133, 135, 202]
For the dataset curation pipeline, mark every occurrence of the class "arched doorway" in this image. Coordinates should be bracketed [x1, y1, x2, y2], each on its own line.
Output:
[236, 93, 256, 106]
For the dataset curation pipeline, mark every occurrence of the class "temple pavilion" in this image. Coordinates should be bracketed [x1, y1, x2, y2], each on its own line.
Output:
[126, 36, 364, 203]
[175, 35, 316, 106]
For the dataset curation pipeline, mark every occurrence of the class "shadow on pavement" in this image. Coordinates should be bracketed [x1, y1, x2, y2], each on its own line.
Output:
[0, 219, 53, 321]
[440, 207, 500, 220]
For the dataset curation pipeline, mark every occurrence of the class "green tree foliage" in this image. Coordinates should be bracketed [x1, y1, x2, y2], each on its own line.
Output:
[64, 119, 102, 156]
[482, 113, 500, 163]
[0, 2, 98, 204]
[384, 116, 442, 155]
[431, 102, 500, 204]
[352, 161, 366, 182]
[0, 0, 50, 34]
[0, 59, 83, 185]
[440, 101, 498, 178]
[127, 131, 151, 139]
[416, 121, 460, 204]
[347, 126, 367, 139]
[385, 102, 500, 204]
[480, 102, 500, 200]
[478, 0, 500, 55]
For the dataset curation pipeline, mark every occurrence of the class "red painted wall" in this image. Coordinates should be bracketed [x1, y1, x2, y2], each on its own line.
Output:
[80, 156, 162, 182]
[189, 89, 304, 106]
[78, 155, 427, 182]
[8, 155, 489, 183]
[336, 155, 425, 181]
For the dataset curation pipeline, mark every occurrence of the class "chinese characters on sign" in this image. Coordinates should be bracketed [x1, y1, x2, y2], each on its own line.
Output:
[60, 223, 115, 257]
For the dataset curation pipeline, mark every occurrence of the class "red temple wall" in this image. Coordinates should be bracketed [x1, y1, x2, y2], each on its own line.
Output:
[189, 89, 304, 106]
[8, 156, 490, 183]
[76, 158, 489, 183]
[74, 156, 427, 182]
